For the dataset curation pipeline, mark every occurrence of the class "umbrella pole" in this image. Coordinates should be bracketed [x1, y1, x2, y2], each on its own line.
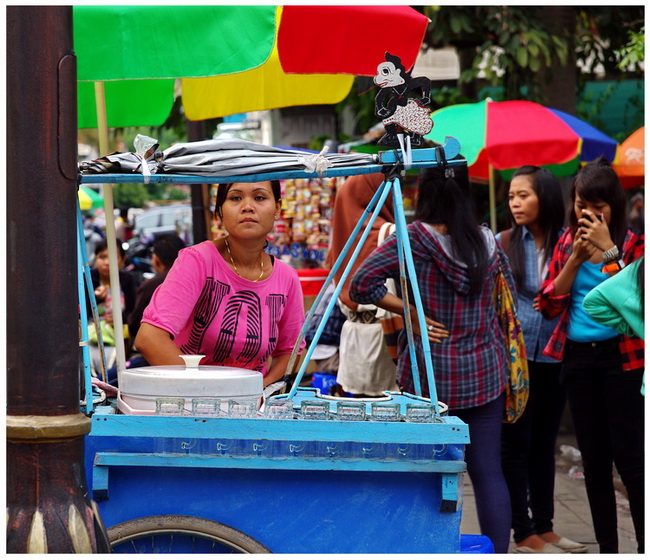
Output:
[94, 81, 127, 378]
[488, 164, 497, 233]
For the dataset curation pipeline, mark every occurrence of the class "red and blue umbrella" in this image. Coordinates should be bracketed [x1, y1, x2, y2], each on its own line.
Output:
[426, 99, 617, 180]
[426, 99, 618, 229]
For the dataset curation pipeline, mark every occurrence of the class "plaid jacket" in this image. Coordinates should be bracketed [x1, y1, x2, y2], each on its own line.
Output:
[538, 228, 644, 370]
[350, 222, 513, 409]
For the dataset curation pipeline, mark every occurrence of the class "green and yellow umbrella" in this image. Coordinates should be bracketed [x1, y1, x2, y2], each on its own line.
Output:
[78, 186, 103, 211]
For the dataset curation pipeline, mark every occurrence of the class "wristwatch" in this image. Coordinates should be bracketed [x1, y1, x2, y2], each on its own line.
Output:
[602, 246, 620, 262]
[601, 259, 626, 274]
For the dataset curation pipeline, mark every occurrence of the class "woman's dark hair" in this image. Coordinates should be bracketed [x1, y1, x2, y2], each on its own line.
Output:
[415, 161, 488, 293]
[506, 166, 565, 289]
[94, 238, 125, 260]
[569, 156, 627, 250]
[214, 180, 281, 219]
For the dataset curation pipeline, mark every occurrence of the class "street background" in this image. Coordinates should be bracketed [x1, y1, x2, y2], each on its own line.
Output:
[460, 429, 638, 553]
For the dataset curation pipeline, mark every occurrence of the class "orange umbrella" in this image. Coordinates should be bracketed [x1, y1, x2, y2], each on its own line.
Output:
[612, 126, 644, 189]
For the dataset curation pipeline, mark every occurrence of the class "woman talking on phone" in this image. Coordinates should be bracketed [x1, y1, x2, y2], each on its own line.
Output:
[537, 157, 644, 553]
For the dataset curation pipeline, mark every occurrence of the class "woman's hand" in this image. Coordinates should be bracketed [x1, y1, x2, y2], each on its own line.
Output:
[94, 284, 108, 301]
[409, 308, 449, 343]
[571, 229, 598, 264]
[578, 209, 614, 253]
[375, 292, 449, 342]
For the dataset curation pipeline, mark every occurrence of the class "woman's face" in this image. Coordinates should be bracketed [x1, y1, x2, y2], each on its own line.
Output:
[94, 249, 110, 277]
[508, 175, 539, 227]
[220, 182, 280, 239]
[94, 248, 125, 277]
[574, 192, 612, 225]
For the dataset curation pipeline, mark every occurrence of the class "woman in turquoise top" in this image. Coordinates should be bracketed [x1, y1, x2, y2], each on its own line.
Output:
[583, 257, 644, 341]
[497, 167, 587, 553]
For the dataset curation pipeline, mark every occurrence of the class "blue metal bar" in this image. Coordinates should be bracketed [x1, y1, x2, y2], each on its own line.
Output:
[77, 203, 94, 414]
[390, 176, 423, 397]
[392, 180, 440, 411]
[78, 203, 109, 384]
[287, 179, 393, 396]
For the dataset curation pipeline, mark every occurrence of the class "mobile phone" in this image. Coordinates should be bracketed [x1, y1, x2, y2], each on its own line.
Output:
[582, 212, 602, 223]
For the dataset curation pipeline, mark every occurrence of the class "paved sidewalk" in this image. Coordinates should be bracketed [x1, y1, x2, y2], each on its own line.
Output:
[460, 434, 639, 554]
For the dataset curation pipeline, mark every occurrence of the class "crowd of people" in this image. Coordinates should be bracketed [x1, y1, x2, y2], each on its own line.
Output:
[343, 157, 644, 554]
[85, 158, 643, 554]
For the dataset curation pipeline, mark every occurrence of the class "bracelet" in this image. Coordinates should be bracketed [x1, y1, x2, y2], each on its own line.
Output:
[602, 246, 620, 262]
[601, 259, 626, 274]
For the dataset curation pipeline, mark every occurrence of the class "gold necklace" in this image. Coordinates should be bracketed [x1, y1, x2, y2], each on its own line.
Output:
[224, 237, 264, 281]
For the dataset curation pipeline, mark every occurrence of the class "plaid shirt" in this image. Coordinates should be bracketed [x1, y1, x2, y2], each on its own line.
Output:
[539, 227, 644, 370]
[350, 222, 513, 409]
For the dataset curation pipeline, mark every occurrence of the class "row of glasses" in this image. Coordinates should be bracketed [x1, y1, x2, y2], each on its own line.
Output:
[152, 397, 441, 460]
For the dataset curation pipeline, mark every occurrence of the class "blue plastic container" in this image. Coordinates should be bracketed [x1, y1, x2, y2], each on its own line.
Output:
[460, 534, 494, 553]
[311, 372, 337, 395]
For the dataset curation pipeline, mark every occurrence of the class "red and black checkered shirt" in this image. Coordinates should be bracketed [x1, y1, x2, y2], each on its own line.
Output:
[538, 228, 644, 371]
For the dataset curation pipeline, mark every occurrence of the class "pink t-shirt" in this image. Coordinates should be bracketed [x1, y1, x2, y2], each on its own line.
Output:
[142, 241, 305, 375]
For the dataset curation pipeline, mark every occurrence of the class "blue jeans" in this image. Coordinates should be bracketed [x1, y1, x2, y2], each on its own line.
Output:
[501, 361, 565, 543]
[562, 338, 644, 553]
[452, 393, 511, 553]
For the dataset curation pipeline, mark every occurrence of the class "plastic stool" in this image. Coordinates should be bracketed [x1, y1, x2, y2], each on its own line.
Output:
[460, 534, 494, 553]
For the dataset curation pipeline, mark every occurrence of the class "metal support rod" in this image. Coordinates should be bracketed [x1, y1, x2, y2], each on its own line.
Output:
[391, 179, 439, 411]
[77, 204, 97, 413]
[391, 177, 422, 397]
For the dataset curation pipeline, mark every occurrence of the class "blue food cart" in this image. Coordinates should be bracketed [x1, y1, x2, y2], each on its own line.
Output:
[79, 141, 490, 553]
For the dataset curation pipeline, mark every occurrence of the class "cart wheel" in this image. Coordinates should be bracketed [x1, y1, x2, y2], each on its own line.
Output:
[108, 515, 272, 554]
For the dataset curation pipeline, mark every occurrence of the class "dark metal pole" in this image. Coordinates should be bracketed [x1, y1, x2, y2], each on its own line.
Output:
[188, 119, 212, 243]
[6, 6, 110, 552]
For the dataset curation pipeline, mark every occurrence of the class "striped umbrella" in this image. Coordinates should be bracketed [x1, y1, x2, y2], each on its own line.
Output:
[426, 99, 618, 230]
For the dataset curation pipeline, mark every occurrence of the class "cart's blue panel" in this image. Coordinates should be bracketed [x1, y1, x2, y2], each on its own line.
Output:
[86, 437, 463, 553]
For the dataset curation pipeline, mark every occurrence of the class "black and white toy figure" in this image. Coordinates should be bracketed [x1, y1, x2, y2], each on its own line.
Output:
[374, 52, 433, 165]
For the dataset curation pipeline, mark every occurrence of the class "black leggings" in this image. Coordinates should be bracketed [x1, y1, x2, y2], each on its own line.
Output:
[562, 338, 644, 553]
[501, 361, 565, 543]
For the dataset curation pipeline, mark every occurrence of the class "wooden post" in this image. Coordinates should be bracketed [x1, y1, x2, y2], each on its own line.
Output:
[93, 80, 127, 375]
[188, 119, 213, 243]
[6, 6, 110, 552]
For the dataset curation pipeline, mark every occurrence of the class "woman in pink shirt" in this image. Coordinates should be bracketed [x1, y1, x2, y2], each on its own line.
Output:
[136, 180, 305, 387]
